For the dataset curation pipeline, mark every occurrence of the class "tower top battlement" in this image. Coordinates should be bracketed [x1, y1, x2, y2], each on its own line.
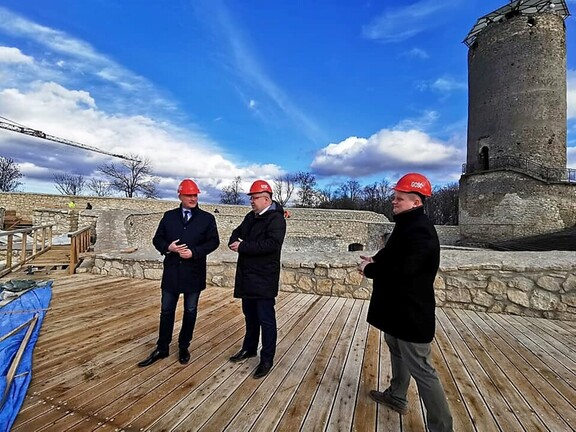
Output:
[464, 0, 570, 47]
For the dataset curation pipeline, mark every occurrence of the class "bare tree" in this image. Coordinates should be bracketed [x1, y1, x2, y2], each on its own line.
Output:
[53, 173, 85, 195]
[0, 156, 23, 192]
[220, 176, 244, 205]
[97, 155, 159, 198]
[334, 179, 363, 209]
[273, 174, 296, 206]
[87, 178, 112, 196]
[425, 183, 459, 225]
[294, 171, 318, 207]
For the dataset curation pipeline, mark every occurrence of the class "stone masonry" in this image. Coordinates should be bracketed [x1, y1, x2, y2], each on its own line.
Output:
[91, 249, 576, 321]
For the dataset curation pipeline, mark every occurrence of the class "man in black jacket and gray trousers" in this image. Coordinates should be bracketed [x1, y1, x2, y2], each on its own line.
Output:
[138, 179, 219, 367]
[358, 173, 453, 432]
[228, 179, 286, 379]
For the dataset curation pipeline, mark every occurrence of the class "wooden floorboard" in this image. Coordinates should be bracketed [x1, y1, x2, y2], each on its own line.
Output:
[4, 273, 575, 432]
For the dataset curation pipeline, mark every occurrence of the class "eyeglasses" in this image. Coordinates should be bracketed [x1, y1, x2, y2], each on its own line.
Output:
[249, 195, 267, 201]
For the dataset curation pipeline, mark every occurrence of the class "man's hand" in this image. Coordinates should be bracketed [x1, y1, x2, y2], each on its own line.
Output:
[359, 255, 374, 263]
[229, 238, 242, 252]
[358, 256, 373, 275]
[168, 239, 192, 259]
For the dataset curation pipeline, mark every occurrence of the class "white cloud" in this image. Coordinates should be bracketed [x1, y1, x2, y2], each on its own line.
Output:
[395, 110, 439, 131]
[430, 77, 467, 92]
[417, 76, 467, 95]
[362, 0, 460, 43]
[405, 48, 429, 60]
[0, 83, 284, 197]
[568, 69, 576, 120]
[567, 146, 576, 169]
[0, 46, 33, 64]
[310, 127, 461, 177]
[0, 8, 288, 200]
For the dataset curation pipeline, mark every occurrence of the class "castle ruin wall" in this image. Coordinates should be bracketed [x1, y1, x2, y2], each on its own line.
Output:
[460, 171, 576, 243]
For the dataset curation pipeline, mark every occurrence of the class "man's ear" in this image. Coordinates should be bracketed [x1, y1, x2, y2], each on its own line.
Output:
[411, 194, 422, 207]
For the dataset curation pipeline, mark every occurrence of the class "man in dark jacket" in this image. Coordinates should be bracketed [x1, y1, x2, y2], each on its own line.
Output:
[138, 179, 219, 367]
[358, 173, 453, 432]
[228, 180, 286, 379]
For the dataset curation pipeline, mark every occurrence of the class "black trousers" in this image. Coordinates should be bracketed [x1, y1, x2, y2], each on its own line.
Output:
[157, 290, 200, 353]
[241, 298, 277, 364]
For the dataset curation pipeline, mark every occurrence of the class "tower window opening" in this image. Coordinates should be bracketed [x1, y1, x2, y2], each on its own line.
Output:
[479, 147, 490, 171]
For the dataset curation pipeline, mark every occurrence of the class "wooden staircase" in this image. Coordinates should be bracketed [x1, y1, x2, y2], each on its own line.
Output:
[24, 245, 71, 274]
[3, 210, 32, 230]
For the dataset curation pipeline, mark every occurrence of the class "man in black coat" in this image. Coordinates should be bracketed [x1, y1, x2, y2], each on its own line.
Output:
[228, 180, 286, 379]
[138, 179, 219, 367]
[358, 173, 453, 432]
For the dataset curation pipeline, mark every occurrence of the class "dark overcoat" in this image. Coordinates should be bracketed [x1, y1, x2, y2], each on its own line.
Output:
[363, 206, 440, 343]
[228, 202, 286, 299]
[153, 205, 219, 293]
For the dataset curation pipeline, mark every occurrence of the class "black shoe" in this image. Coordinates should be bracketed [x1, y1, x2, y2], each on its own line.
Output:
[179, 348, 190, 364]
[229, 349, 257, 363]
[253, 362, 272, 379]
[138, 349, 169, 367]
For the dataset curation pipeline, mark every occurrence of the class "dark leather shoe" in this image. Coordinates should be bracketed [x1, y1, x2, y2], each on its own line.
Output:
[229, 349, 257, 363]
[138, 349, 168, 367]
[253, 362, 272, 379]
[179, 348, 190, 364]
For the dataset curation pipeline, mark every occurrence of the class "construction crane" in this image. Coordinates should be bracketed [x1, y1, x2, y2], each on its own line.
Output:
[0, 118, 138, 162]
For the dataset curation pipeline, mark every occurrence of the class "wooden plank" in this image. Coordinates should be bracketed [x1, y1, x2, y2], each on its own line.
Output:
[190, 295, 330, 432]
[481, 312, 576, 429]
[375, 331, 401, 432]
[464, 310, 574, 431]
[518, 316, 576, 360]
[298, 299, 364, 431]
[435, 309, 503, 431]
[224, 296, 341, 432]
[273, 298, 355, 431]
[350, 324, 379, 432]
[250, 298, 348, 432]
[326, 301, 371, 432]
[137, 293, 317, 431]
[9, 273, 576, 432]
[430, 327, 477, 432]
[494, 314, 576, 388]
[532, 318, 576, 351]
[448, 309, 550, 431]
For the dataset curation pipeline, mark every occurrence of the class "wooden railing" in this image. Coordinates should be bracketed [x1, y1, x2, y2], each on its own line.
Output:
[0, 224, 54, 277]
[68, 226, 92, 275]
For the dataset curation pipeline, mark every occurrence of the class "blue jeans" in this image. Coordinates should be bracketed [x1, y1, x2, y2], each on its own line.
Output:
[157, 290, 200, 353]
[241, 298, 277, 364]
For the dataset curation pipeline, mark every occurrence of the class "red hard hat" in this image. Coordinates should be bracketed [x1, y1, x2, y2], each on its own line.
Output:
[393, 173, 432, 197]
[178, 179, 201, 195]
[248, 179, 273, 195]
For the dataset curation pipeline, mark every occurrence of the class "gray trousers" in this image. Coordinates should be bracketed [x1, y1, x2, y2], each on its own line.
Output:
[384, 333, 453, 432]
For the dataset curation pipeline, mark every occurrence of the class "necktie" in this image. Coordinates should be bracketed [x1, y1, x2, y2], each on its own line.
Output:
[184, 210, 190, 222]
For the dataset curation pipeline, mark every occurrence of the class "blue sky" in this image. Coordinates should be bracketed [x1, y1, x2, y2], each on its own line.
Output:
[0, 0, 574, 201]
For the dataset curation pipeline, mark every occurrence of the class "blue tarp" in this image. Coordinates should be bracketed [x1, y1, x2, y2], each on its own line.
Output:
[0, 281, 52, 432]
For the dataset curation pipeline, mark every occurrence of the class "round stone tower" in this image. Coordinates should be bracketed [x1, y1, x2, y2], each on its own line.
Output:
[460, 1, 576, 245]
[467, 11, 566, 171]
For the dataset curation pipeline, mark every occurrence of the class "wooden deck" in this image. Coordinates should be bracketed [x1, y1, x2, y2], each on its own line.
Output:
[26, 245, 71, 273]
[7, 274, 576, 432]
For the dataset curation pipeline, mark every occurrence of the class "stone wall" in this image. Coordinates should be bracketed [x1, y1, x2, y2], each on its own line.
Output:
[91, 249, 576, 321]
[0, 192, 387, 222]
[2, 192, 462, 249]
[460, 171, 576, 244]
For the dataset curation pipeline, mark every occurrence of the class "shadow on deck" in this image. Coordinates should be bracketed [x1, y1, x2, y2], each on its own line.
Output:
[7, 274, 576, 432]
